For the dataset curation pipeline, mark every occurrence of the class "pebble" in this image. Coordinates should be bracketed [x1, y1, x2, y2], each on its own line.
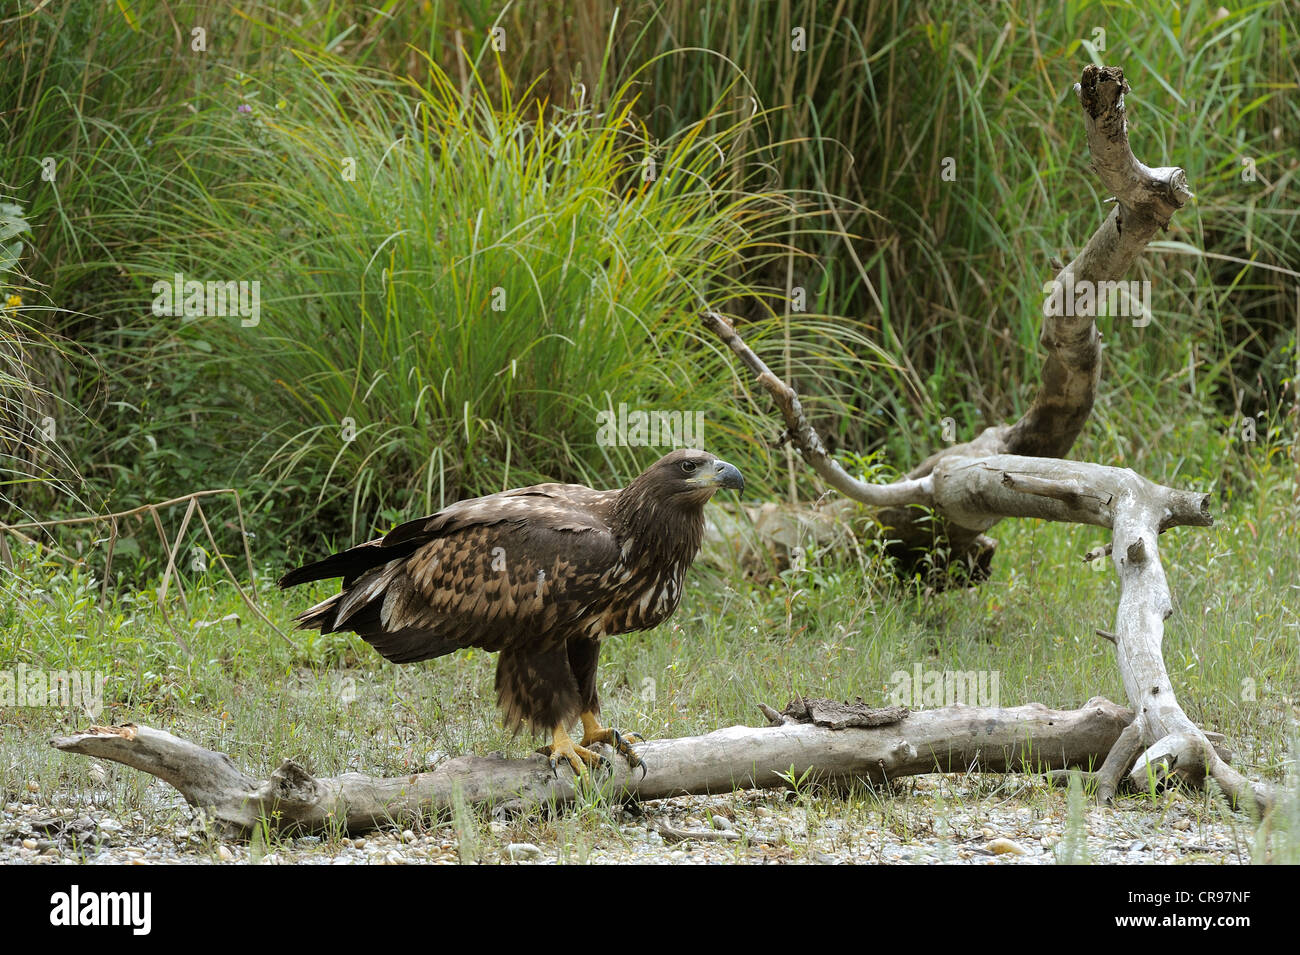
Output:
[711, 815, 732, 830]
[987, 838, 1028, 855]
[218, 845, 234, 861]
[505, 842, 542, 861]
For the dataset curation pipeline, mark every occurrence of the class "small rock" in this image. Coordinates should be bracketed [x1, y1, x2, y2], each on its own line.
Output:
[217, 845, 234, 861]
[21, 839, 37, 850]
[43, 847, 61, 857]
[26, 781, 39, 793]
[711, 815, 732, 831]
[1172, 819, 1191, 831]
[353, 838, 366, 849]
[401, 830, 417, 844]
[684, 817, 704, 829]
[987, 838, 1027, 856]
[505, 842, 542, 861]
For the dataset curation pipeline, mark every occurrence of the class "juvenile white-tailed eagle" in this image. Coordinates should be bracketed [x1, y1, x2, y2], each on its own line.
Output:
[279, 449, 744, 775]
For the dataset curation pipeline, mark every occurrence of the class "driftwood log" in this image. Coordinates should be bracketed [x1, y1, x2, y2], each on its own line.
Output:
[702, 65, 1276, 815]
[52, 699, 1134, 837]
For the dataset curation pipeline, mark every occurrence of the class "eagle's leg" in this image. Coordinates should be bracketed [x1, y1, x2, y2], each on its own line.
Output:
[538, 726, 610, 776]
[579, 711, 646, 777]
[568, 637, 647, 776]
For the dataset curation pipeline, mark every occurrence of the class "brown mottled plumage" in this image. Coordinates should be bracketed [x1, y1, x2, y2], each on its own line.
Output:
[279, 449, 744, 774]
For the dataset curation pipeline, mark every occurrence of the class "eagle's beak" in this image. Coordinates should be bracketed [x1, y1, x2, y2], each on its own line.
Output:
[708, 459, 745, 493]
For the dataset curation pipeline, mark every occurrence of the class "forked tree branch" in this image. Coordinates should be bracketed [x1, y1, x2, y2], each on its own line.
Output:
[699, 67, 1273, 814]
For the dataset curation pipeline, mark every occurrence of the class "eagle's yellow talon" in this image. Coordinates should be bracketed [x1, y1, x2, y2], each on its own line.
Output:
[538, 727, 609, 776]
[579, 712, 648, 775]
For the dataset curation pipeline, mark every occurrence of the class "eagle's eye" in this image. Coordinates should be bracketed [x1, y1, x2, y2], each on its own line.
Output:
[680, 460, 698, 474]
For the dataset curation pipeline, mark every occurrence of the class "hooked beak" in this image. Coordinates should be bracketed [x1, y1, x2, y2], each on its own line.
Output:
[705, 459, 744, 493]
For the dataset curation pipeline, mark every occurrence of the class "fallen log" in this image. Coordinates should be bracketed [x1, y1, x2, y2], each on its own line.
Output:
[52, 698, 1133, 837]
[700, 63, 1276, 815]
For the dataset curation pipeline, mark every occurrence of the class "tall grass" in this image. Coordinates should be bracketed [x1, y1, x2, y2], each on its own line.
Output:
[0, 201, 84, 518]
[183, 53, 891, 537]
[3, 0, 1296, 560]
[18, 37, 891, 546]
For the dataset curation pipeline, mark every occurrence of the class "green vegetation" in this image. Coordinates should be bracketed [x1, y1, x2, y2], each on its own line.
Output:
[1, 0, 1297, 862]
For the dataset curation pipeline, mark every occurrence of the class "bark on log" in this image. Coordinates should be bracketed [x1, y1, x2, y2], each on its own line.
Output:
[51, 699, 1133, 837]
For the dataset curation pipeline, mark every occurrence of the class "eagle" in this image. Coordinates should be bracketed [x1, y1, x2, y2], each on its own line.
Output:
[279, 449, 744, 775]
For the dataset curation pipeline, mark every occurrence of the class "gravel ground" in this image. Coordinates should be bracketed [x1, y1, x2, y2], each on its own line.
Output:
[0, 774, 1255, 865]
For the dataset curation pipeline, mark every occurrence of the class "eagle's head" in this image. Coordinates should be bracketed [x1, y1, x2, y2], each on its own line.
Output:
[630, 449, 745, 510]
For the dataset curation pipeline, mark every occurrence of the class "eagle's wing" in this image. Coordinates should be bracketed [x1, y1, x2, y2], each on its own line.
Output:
[290, 484, 622, 664]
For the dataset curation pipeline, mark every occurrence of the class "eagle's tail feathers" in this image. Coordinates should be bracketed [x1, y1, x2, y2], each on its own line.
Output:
[292, 593, 341, 632]
[278, 539, 418, 589]
[333, 562, 403, 629]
